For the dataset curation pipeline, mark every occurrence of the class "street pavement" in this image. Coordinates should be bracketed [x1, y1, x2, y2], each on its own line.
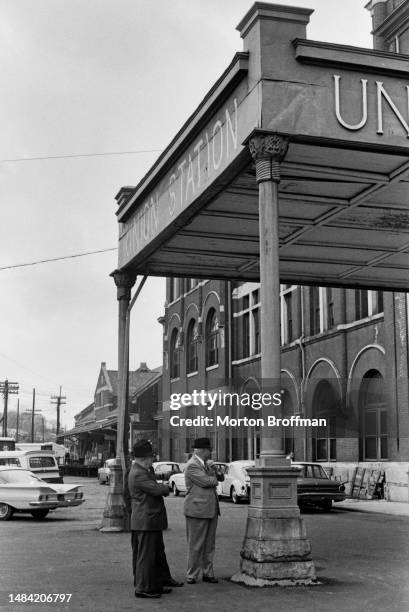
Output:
[0, 477, 408, 612]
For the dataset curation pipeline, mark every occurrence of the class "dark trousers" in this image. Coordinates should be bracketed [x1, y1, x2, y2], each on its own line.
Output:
[132, 530, 172, 593]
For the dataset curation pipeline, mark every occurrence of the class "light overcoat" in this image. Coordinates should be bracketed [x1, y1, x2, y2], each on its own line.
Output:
[183, 455, 220, 519]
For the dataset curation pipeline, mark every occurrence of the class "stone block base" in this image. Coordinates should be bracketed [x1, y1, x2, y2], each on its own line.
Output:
[231, 564, 318, 587]
[235, 514, 317, 584]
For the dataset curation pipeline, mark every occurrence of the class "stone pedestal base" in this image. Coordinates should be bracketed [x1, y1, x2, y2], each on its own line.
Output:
[99, 459, 128, 533]
[231, 463, 317, 586]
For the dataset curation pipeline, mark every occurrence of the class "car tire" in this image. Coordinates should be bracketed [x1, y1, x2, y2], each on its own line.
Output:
[0, 503, 14, 521]
[30, 509, 49, 520]
[320, 500, 332, 512]
[231, 487, 240, 504]
[172, 483, 179, 497]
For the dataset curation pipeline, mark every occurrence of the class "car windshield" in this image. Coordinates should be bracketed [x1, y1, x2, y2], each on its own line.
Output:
[296, 465, 328, 479]
[0, 470, 43, 484]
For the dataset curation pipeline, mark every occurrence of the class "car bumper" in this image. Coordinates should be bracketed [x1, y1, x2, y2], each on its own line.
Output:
[297, 493, 346, 503]
[55, 499, 84, 508]
[28, 502, 59, 508]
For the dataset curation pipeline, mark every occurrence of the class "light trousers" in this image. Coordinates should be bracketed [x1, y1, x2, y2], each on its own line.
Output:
[185, 516, 218, 580]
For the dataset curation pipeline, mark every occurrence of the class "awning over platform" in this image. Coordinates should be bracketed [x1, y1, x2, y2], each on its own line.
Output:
[115, 3, 409, 292]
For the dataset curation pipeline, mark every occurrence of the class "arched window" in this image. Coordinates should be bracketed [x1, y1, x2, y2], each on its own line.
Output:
[359, 370, 387, 460]
[205, 308, 219, 367]
[312, 380, 338, 461]
[169, 328, 180, 379]
[186, 319, 198, 374]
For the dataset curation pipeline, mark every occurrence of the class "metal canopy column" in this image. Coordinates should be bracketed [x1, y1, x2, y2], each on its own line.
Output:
[100, 270, 136, 533]
[232, 132, 316, 586]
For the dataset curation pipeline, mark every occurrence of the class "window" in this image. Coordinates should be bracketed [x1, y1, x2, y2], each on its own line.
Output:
[312, 380, 338, 461]
[233, 286, 261, 359]
[186, 278, 199, 292]
[169, 278, 181, 302]
[360, 371, 388, 460]
[326, 287, 335, 328]
[169, 328, 180, 379]
[371, 291, 384, 315]
[243, 312, 250, 358]
[355, 290, 369, 320]
[253, 307, 260, 355]
[314, 417, 337, 461]
[29, 456, 57, 468]
[309, 287, 320, 336]
[186, 319, 198, 374]
[280, 285, 296, 344]
[205, 309, 219, 367]
[354, 290, 383, 321]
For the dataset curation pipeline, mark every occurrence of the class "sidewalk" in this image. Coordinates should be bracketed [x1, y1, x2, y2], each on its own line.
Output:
[337, 498, 409, 516]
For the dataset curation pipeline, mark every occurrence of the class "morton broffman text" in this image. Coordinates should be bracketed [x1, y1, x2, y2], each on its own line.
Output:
[169, 415, 327, 427]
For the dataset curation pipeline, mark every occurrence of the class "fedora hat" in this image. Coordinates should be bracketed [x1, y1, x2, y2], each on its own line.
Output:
[193, 437, 212, 450]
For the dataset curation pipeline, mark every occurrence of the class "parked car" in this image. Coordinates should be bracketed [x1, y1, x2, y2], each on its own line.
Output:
[0, 450, 62, 483]
[216, 460, 346, 509]
[153, 462, 183, 486]
[294, 462, 346, 510]
[98, 458, 116, 485]
[0, 467, 84, 521]
[216, 460, 252, 503]
[168, 464, 187, 496]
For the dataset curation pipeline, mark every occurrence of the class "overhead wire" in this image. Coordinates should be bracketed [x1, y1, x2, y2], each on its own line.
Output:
[0, 247, 117, 271]
[0, 149, 163, 163]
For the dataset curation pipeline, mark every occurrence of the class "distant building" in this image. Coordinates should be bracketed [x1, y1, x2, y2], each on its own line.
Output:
[60, 362, 161, 465]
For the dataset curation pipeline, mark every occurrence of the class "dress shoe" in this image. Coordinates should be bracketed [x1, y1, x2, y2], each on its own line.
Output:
[186, 578, 196, 584]
[202, 576, 218, 583]
[135, 591, 161, 598]
[160, 587, 172, 594]
[163, 578, 184, 587]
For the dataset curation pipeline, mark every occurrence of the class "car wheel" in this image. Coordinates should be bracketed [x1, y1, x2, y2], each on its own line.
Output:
[30, 509, 49, 520]
[320, 500, 332, 512]
[172, 483, 179, 497]
[231, 487, 240, 504]
[0, 503, 14, 521]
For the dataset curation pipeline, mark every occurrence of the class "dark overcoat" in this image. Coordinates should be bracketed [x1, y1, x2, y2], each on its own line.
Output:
[128, 462, 169, 531]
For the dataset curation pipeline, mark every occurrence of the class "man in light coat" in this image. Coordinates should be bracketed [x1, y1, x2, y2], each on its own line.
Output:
[183, 437, 224, 584]
[128, 439, 183, 598]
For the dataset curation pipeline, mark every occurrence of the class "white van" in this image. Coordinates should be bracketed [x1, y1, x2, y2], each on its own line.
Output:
[0, 450, 63, 483]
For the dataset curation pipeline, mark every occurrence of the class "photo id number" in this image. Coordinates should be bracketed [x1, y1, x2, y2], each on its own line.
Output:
[9, 594, 72, 604]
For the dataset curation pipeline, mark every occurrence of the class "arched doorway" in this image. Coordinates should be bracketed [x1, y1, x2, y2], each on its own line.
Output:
[312, 380, 338, 461]
[359, 370, 388, 461]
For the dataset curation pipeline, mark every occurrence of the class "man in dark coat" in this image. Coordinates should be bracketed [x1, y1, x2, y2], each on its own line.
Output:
[183, 437, 224, 584]
[128, 439, 183, 598]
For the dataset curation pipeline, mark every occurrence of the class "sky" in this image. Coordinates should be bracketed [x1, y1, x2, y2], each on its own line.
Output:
[0, 0, 373, 429]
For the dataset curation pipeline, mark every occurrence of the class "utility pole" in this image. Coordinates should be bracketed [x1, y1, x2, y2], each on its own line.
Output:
[24, 388, 42, 442]
[16, 399, 20, 442]
[51, 387, 66, 436]
[0, 379, 19, 437]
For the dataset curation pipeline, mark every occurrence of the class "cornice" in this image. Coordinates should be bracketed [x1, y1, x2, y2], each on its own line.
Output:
[293, 38, 409, 76]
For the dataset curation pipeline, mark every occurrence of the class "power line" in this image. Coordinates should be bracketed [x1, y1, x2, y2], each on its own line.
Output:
[0, 247, 117, 271]
[0, 149, 162, 164]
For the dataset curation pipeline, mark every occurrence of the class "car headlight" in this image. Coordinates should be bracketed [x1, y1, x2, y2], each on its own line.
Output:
[339, 484, 345, 492]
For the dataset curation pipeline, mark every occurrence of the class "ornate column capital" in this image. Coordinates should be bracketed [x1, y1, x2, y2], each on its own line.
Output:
[248, 133, 289, 183]
[111, 269, 136, 301]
